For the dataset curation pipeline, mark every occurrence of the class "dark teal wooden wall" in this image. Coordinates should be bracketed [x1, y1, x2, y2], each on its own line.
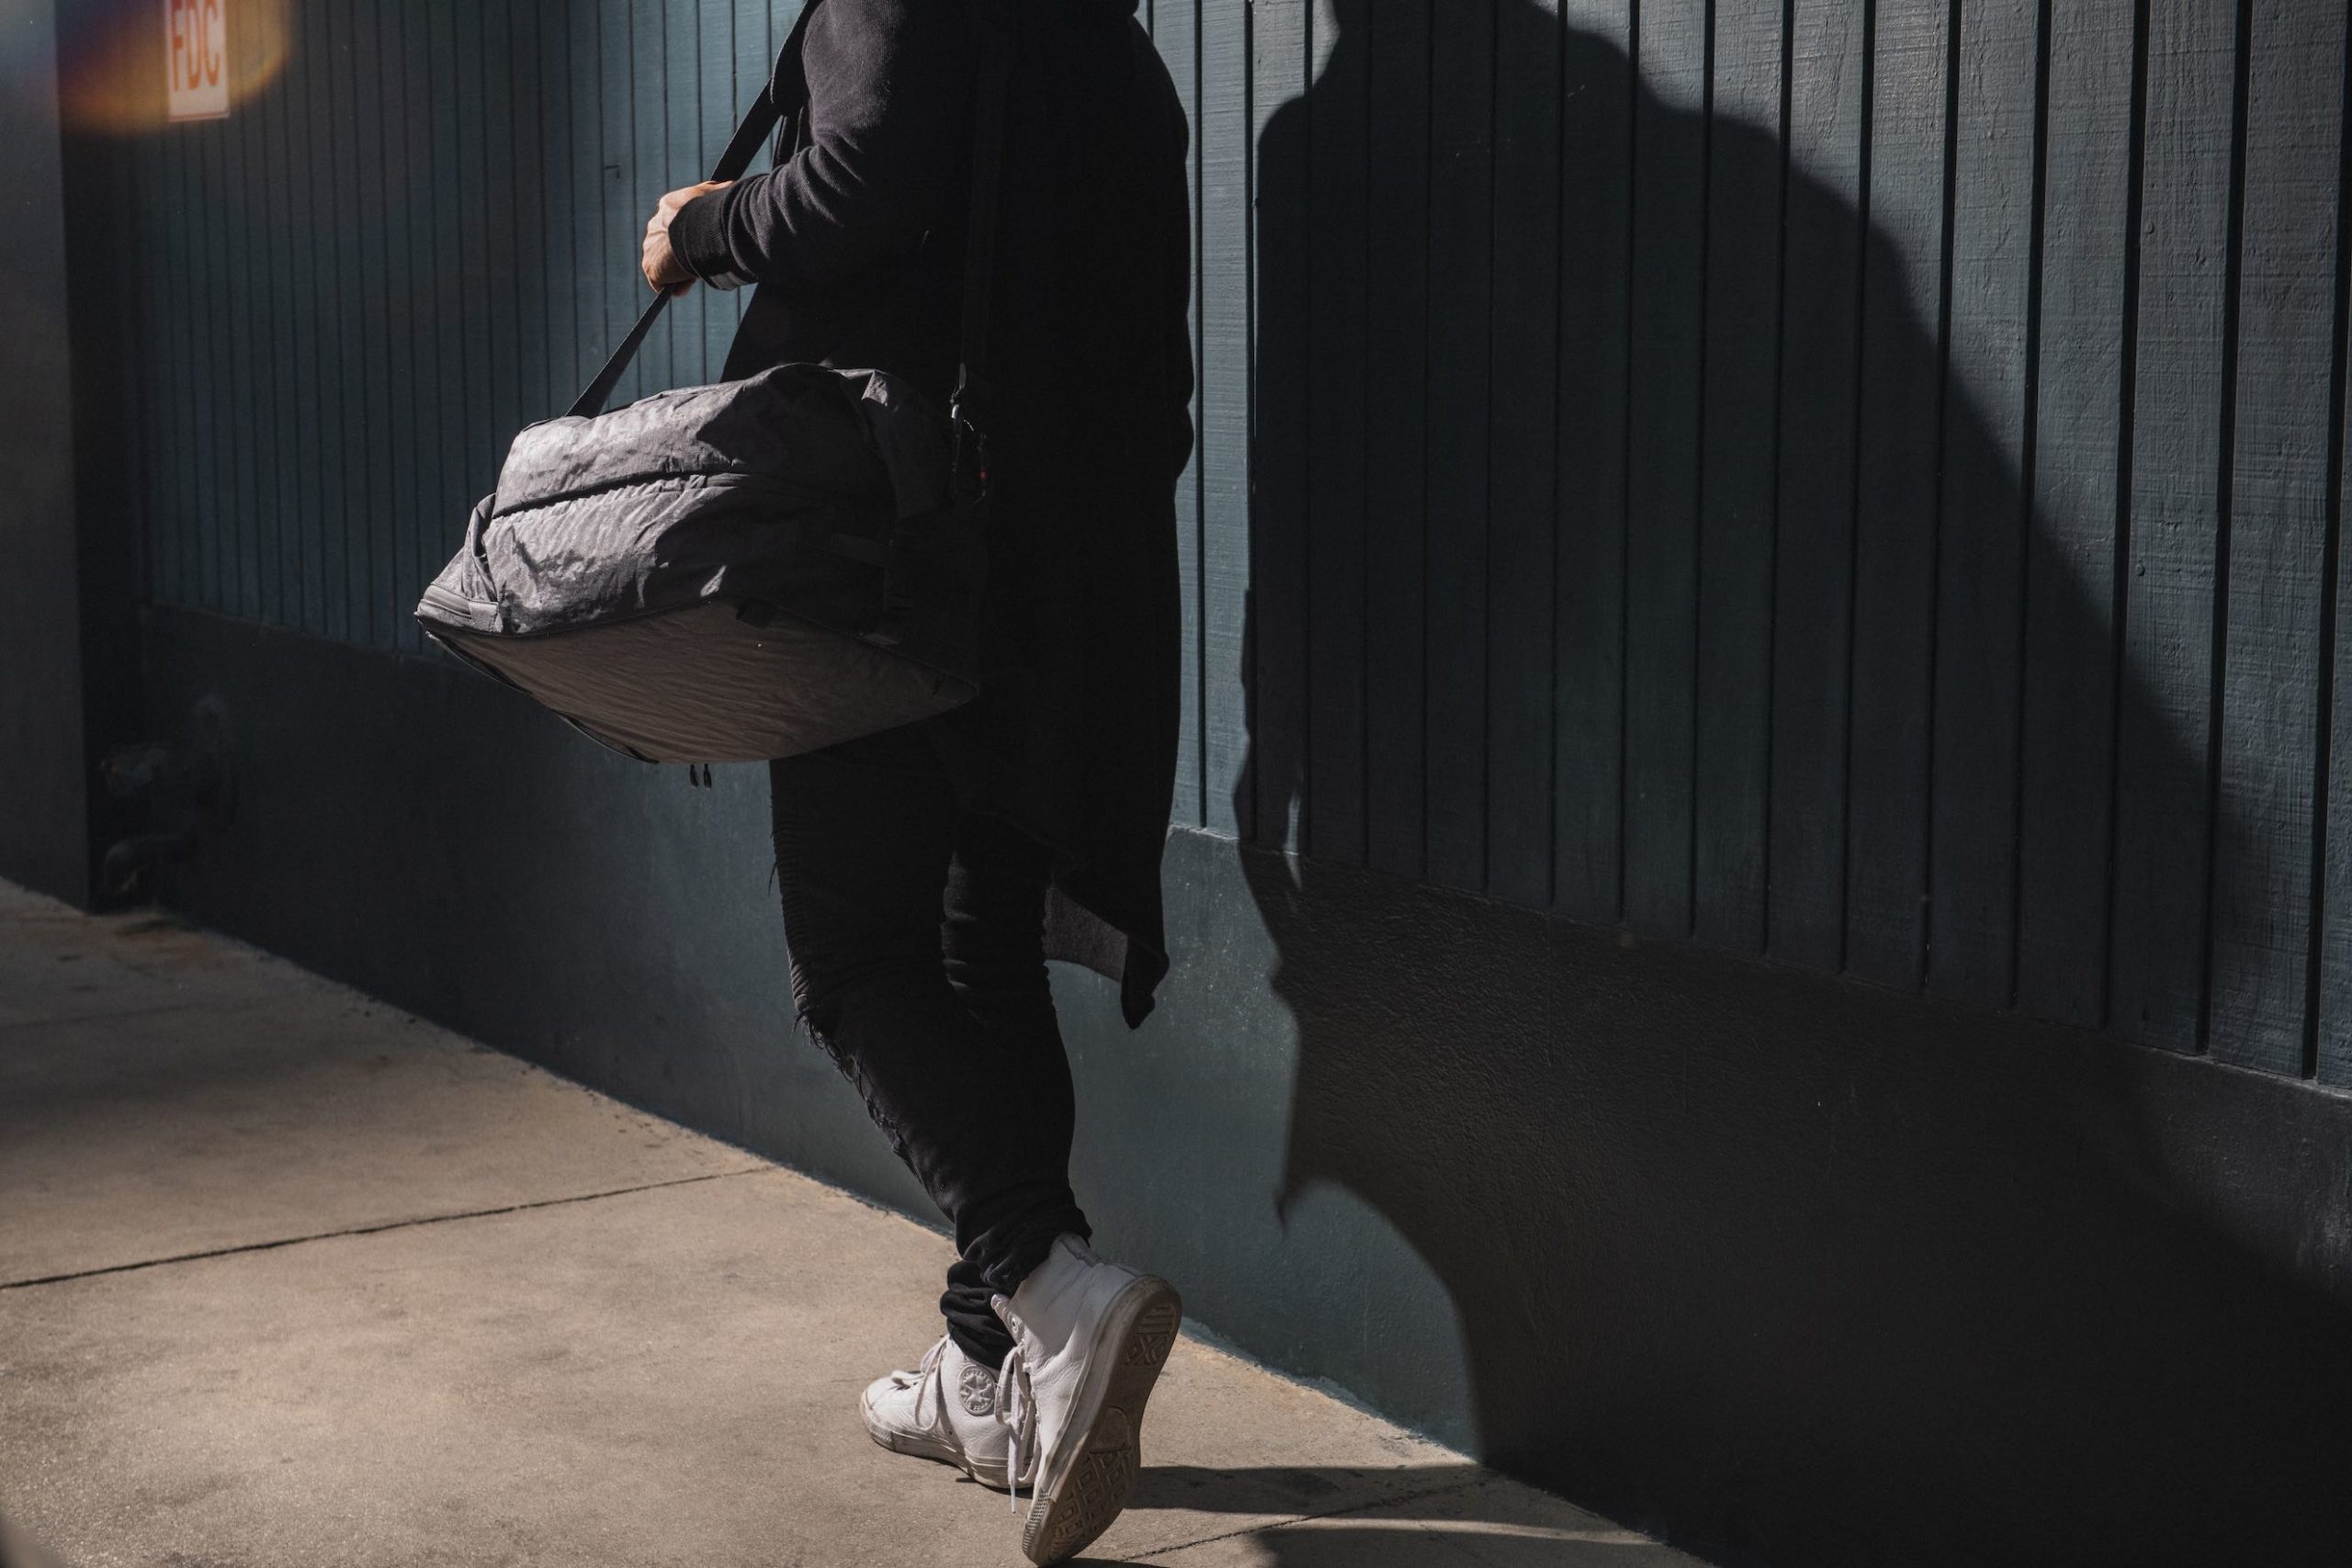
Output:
[115, 0, 791, 652]
[103, 0, 2352, 1087]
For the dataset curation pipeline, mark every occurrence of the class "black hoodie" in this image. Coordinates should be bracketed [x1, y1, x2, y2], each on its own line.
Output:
[672, 0, 1194, 1026]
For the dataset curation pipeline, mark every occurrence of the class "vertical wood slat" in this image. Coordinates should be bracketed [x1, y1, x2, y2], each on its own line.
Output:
[402, 6, 442, 649]
[662, 0, 701, 387]
[430, 1, 470, 607]
[2015, 0, 2136, 1024]
[1622, 0, 1708, 935]
[456, 3, 493, 553]
[1199, 0, 1250, 840]
[242, 86, 270, 621]
[1767, 0, 1865, 968]
[289, 0, 319, 629]
[171, 113, 196, 611]
[129, 137, 165, 612]
[331, 0, 366, 642]
[1362, 0, 1431, 880]
[234, 17, 276, 626]
[630, 0, 671, 397]
[698, 0, 739, 384]
[285, 3, 322, 634]
[602, 0, 640, 412]
[1927, 0, 2039, 1005]
[223, 34, 261, 624]
[114, 132, 140, 607]
[141, 131, 168, 611]
[373, 3, 403, 642]
[1249, 0, 1309, 855]
[268, 30, 300, 626]
[114, 138, 153, 611]
[1485, 0, 1564, 908]
[340, 0, 378, 641]
[1421, 0, 1495, 892]
[1845, 0, 1951, 989]
[352, 0, 392, 647]
[2324, 71, 2352, 1086]
[198, 107, 224, 616]
[381, 4, 424, 651]
[199, 114, 229, 615]
[1302, 0, 1366, 866]
[322, 0, 359, 641]
[1552, 0, 1633, 921]
[2109, 0, 2235, 1053]
[218, 100, 242, 617]
[286, 1, 315, 629]
[1691, 0, 1785, 951]
[175, 119, 203, 615]
[159, 124, 185, 612]
[571, 2, 611, 414]
[249, 24, 288, 625]
[542, 0, 582, 419]
[1152, 0, 1204, 829]
[508, 2, 550, 448]
[134, 133, 163, 614]
[2208, 0, 2347, 1075]
[155, 126, 178, 612]
[485, 0, 524, 478]
[183, 116, 211, 613]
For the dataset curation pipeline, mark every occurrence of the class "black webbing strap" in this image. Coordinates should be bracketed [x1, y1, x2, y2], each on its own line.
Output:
[566, 80, 786, 418]
[565, 0, 823, 419]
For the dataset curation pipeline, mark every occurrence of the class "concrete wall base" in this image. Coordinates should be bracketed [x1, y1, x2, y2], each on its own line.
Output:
[145, 604, 2352, 1568]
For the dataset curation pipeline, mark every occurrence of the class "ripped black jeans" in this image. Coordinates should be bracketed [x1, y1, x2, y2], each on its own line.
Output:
[768, 717, 1090, 1370]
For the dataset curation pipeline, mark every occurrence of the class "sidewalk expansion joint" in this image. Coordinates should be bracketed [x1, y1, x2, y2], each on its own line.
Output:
[0, 1165, 774, 1292]
[1113, 1477, 1492, 1562]
[0, 995, 276, 1036]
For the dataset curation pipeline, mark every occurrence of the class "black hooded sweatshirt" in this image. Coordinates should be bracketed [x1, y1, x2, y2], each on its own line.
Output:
[669, 0, 1194, 1026]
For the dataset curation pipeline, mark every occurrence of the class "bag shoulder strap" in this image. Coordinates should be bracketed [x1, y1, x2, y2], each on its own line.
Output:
[568, 0, 1016, 429]
[567, 0, 820, 419]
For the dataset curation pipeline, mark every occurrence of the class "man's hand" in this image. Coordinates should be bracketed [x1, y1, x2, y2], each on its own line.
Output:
[642, 180, 732, 294]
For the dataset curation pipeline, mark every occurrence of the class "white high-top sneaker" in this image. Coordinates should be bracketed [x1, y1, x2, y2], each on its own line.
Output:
[859, 1334, 1023, 1491]
[990, 1235, 1183, 1565]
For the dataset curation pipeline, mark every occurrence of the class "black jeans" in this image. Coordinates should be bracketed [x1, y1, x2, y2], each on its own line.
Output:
[768, 718, 1090, 1369]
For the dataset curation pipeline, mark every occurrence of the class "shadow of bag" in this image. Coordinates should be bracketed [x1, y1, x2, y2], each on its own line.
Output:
[413, 0, 1011, 766]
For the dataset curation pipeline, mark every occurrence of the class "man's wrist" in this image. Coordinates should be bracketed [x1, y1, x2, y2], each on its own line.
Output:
[670, 187, 751, 291]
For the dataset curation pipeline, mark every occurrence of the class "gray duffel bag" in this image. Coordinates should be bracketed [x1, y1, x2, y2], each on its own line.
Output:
[414, 0, 1006, 766]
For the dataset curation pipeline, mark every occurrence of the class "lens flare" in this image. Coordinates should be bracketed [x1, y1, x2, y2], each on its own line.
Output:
[56, 0, 291, 134]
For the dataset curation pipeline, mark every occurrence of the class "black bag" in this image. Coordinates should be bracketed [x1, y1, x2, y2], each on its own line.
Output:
[414, 0, 1011, 765]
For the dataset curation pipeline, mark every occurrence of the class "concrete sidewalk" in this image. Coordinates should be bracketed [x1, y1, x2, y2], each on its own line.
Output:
[0, 881, 1699, 1567]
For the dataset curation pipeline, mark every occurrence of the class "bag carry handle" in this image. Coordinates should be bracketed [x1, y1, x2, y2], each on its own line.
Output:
[568, 0, 1016, 431]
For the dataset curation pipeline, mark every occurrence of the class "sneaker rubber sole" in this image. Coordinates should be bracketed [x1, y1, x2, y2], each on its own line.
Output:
[1018, 1276, 1183, 1566]
[864, 1420, 1016, 1492]
[859, 1383, 1015, 1492]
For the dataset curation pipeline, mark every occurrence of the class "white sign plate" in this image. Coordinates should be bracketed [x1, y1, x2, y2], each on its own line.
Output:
[164, 0, 229, 121]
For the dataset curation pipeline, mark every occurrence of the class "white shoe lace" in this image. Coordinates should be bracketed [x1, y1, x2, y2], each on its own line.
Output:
[994, 1342, 1035, 1512]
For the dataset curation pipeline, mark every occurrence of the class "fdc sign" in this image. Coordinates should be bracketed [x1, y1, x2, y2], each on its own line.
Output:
[164, 0, 229, 121]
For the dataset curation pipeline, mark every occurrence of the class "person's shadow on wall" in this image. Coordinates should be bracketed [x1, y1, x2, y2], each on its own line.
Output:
[1221, 4, 2352, 1566]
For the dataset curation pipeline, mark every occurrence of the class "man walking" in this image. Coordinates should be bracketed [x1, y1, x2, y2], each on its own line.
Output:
[639, 1, 1193, 1561]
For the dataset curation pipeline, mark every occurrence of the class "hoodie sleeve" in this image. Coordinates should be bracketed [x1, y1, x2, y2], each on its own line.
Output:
[667, 0, 972, 298]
